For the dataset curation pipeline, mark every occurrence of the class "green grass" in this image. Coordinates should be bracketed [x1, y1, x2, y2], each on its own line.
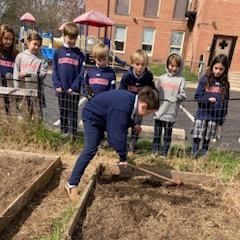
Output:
[150, 63, 198, 82]
[134, 138, 240, 182]
[39, 206, 75, 240]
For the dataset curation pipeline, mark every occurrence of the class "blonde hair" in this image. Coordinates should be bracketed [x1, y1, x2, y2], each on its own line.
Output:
[63, 22, 79, 38]
[92, 43, 109, 59]
[130, 49, 149, 66]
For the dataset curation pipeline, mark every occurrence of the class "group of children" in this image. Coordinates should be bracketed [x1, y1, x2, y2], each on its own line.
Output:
[0, 22, 230, 201]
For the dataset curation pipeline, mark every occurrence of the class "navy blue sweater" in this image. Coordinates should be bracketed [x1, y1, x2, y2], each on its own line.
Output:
[119, 67, 154, 94]
[0, 51, 15, 77]
[84, 66, 116, 95]
[52, 46, 84, 92]
[82, 90, 136, 161]
[194, 75, 229, 124]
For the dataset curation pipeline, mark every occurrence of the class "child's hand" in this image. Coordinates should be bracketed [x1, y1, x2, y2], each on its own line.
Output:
[56, 87, 62, 93]
[133, 124, 142, 134]
[118, 161, 128, 168]
[68, 88, 73, 93]
[18, 72, 26, 79]
[209, 97, 216, 103]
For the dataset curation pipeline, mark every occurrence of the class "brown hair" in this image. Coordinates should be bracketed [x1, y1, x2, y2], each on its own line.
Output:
[27, 32, 42, 45]
[63, 22, 79, 38]
[206, 54, 230, 100]
[92, 43, 109, 59]
[138, 86, 159, 110]
[167, 53, 182, 68]
[130, 49, 149, 66]
[0, 24, 17, 58]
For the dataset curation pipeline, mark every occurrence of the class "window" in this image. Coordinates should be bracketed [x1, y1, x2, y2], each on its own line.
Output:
[173, 0, 188, 19]
[114, 26, 127, 52]
[169, 31, 184, 54]
[142, 28, 155, 55]
[116, 0, 130, 15]
[144, 0, 159, 17]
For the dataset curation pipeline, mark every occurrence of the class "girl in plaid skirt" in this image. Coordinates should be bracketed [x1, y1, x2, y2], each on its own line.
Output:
[192, 54, 230, 158]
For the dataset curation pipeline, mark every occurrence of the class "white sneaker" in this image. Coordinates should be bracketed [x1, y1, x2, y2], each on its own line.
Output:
[53, 119, 61, 126]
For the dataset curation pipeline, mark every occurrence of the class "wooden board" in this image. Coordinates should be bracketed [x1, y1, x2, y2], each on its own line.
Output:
[0, 150, 60, 234]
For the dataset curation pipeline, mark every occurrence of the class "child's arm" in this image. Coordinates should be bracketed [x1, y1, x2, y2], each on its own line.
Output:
[194, 77, 209, 103]
[39, 60, 48, 79]
[119, 73, 129, 90]
[107, 110, 129, 162]
[70, 53, 85, 92]
[52, 51, 62, 90]
[176, 78, 187, 102]
[13, 55, 21, 88]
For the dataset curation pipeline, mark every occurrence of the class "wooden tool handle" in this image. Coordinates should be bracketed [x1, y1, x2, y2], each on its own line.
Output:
[128, 163, 179, 184]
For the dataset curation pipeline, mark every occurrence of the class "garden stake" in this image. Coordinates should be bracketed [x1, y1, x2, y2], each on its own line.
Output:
[128, 163, 182, 186]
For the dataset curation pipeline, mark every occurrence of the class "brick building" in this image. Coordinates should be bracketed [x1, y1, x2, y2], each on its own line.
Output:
[84, 0, 240, 78]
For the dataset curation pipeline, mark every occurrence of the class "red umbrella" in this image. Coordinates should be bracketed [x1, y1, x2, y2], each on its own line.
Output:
[73, 10, 114, 27]
[20, 12, 36, 23]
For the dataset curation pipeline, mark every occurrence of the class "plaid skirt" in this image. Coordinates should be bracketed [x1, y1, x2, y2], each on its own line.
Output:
[191, 119, 217, 140]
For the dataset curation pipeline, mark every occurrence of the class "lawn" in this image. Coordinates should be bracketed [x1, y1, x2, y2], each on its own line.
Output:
[150, 63, 198, 82]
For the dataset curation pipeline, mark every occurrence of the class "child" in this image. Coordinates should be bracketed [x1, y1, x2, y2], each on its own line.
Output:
[13, 32, 48, 118]
[52, 22, 85, 138]
[119, 49, 155, 153]
[65, 87, 159, 201]
[191, 54, 230, 158]
[152, 53, 186, 158]
[84, 43, 116, 97]
[0, 24, 17, 114]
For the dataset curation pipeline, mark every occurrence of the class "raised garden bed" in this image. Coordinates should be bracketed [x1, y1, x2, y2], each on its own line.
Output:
[63, 165, 240, 240]
[0, 149, 60, 234]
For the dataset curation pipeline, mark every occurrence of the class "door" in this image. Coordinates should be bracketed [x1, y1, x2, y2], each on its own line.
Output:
[208, 35, 237, 66]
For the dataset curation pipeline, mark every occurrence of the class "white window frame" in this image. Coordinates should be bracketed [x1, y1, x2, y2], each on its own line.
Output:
[114, 25, 128, 53]
[115, 0, 131, 15]
[144, 0, 161, 18]
[141, 27, 155, 56]
[169, 31, 185, 54]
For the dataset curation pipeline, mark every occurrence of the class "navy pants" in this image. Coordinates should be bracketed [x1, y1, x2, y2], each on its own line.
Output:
[152, 120, 174, 155]
[58, 92, 79, 135]
[69, 120, 105, 186]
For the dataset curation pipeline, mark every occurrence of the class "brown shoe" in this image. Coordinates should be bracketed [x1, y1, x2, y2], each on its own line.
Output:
[64, 181, 79, 202]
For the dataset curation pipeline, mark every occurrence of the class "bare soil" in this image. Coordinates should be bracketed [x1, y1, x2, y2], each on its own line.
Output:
[0, 155, 50, 214]
[74, 174, 240, 240]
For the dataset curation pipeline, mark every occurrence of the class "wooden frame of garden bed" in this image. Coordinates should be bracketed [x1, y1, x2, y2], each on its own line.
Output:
[61, 163, 223, 240]
[0, 149, 60, 234]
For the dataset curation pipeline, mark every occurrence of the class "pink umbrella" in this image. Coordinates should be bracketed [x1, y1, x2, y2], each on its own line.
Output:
[73, 10, 114, 27]
[20, 12, 36, 23]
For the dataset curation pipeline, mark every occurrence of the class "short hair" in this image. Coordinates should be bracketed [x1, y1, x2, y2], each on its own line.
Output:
[92, 43, 109, 59]
[63, 22, 79, 38]
[130, 49, 149, 66]
[138, 86, 159, 110]
[167, 53, 182, 67]
[27, 32, 42, 45]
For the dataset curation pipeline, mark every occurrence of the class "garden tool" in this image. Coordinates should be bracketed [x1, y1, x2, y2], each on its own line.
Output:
[128, 163, 182, 186]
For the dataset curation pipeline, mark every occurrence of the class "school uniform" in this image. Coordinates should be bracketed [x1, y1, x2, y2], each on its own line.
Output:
[84, 66, 116, 96]
[68, 89, 137, 186]
[0, 51, 15, 114]
[153, 53, 186, 156]
[191, 75, 229, 155]
[119, 67, 155, 151]
[52, 44, 84, 135]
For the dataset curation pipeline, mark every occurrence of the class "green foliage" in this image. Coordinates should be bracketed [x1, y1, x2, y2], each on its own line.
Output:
[150, 63, 198, 82]
[134, 138, 240, 182]
[39, 206, 75, 240]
